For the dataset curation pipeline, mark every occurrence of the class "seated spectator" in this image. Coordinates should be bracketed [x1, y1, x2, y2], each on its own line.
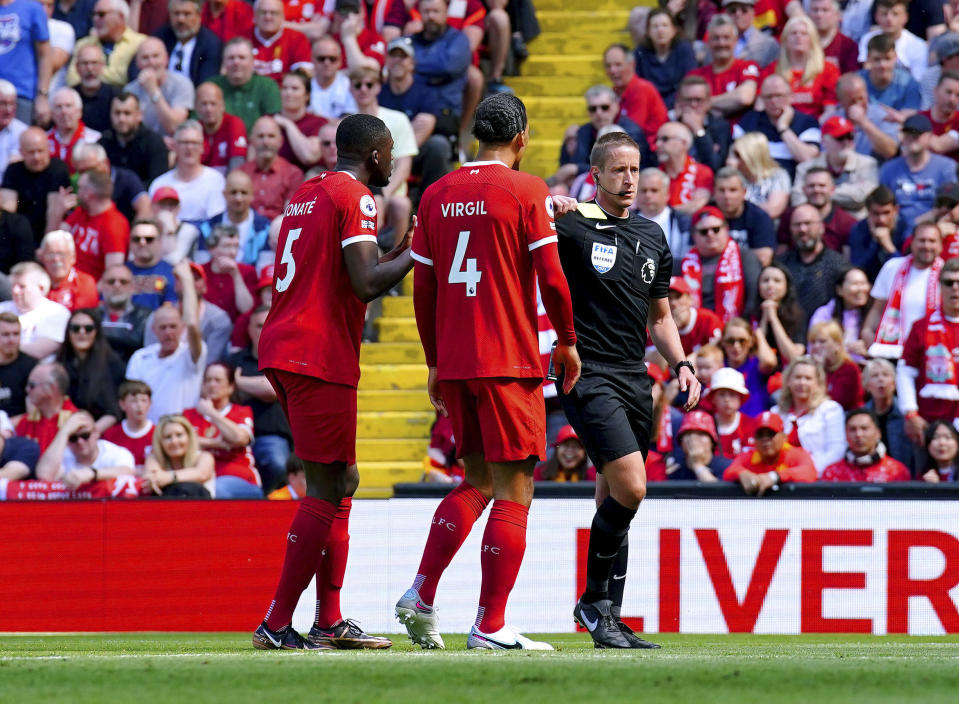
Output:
[658, 122, 713, 215]
[35, 409, 135, 488]
[809, 265, 872, 363]
[200, 224, 257, 321]
[0, 416, 40, 480]
[777, 204, 848, 321]
[733, 74, 820, 181]
[73, 44, 118, 133]
[634, 169, 689, 266]
[864, 222, 944, 359]
[309, 122, 339, 175]
[919, 31, 959, 110]
[126, 260, 206, 421]
[792, 116, 879, 219]
[65, 0, 147, 88]
[663, 276, 722, 356]
[149, 120, 227, 222]
[708, 367, 759, 458]
[0, 314, 37, 418]
[208, 38, 282, 133]
[724, 0, 779, 68]
[858, 0, 928, 83]
[249, 0, 313, 84]
[859, 33, 921, 114]
[15, 362, 77, 451]
[48, 87, 101, 173]
[726, 132, 790, 220]
[533, 425, 595, 482]
[268, 454, 307, 499]
[724, 410, 817, 494]
[672, 75, 732, 173]
[772, 355, 846, 473]
[0, 81, 28, 182]
[713, 166, 775, 266]
[821, 408, 911, 481]
[54, 169, 129, 282]
[142, 413, 214, 496]
[690, 14, 760, 121]
[156, 0, 223, 86]
[0, 129, 70, 246]
[128, 219, 176, 310]
[239, 116, 303, 221]
[123, 37, 194, 136]
[670, 410, 730, 481]
[184, 362, 261, 499]
[604, 43, 668, 147]
[99, 91, 170, 188]
[308, 35, 357, 119]
[229, 267, 272, 352]
[832, 71, 901, 165]
[767, 14, 839, 119]
[691, 344, 724, 408]
[810, 0, 860, 74]
[202, 0, 253, 44]
[195, 82, 248, 175]
[199, 170, 271, 267]
[848, 186, 909, 280]
[101, 379, 154, 468]
[922, 420, 959, 482]
[807, 320, 864, 411]
[56, 306, 125, 430]
[39, 229, 99, 312]
[71, 141, 152, 224]
[98, 264, 151, 361]
[862, 357, 918, 472]
[754, 262, 806, 365]
[633, 8, 696, 110]
[680, 207, 761, 322]
[921, 70, 959, 160]
[0, 262, 71, 359]
[275, 71, 325, 172]
[779, 167, 857, 253]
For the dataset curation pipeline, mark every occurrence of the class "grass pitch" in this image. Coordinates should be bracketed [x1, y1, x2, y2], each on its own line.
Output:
[1, 633, 958, 703]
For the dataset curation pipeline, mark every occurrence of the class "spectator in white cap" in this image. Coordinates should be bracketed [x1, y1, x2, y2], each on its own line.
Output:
[706, 367, 759, 459]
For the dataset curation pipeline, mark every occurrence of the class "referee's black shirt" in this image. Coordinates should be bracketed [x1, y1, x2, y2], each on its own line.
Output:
[556, 201, 672, 368]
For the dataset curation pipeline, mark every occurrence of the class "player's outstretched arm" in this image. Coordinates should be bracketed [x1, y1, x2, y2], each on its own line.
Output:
[342, 232, 414, 303]
[648, 297, 701, 411]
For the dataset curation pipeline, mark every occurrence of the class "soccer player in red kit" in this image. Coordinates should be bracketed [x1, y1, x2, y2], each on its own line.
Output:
[252, 114, 413, 651]
[395, 93, 582, 651]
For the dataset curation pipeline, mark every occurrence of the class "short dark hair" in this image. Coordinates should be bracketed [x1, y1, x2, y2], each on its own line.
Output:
[866, 33, 897, 56]
[118, 379, 152, 400]
[865, 185, 897, 208]
[590, 131, 640, 169]
[913, 221, 942, 241]
[845, 407, 880, 427]
[875, 0, 908, 10]
[112, 91, 140, 107]
[471, 93, 528, 145]
[939, 69, 959, 86]
[283, 70, 312, 96]
[286, 454, 305, 475]
[678, 74, 711, 97]
[940, 257, 959, 279]
[336, 113, 391, 157]
[804, 166, 833, 182]
[131, 218, 161, 235]
[0, 311, 20, 326]
[206, 223, 239, 248]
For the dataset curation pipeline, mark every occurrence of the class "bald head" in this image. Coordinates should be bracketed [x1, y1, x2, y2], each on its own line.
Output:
[195, 82, 225, 130]
[20, 127, 51, 172]
[136, 37, 169, 76]
[251, 116, 282, 164]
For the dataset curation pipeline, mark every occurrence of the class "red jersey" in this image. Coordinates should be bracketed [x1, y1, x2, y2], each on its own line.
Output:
[258, 171, 377, 387]
[678, 306, 722, 354]
[48, 268, 99, 311]
[667, 156, 714, 208]
[102, 420, 155, 467]
[821, 455, 911, 482]
[412, 161, 571, 380]
[15, 399, 78, 452]
[337, 27, 387, 68]
[921, 108, 959, 162]
[753, 0, 788, 34]
[825, 359, 864, 411]
[767, 64, 839, 119]
[184, 404, 258, 485]
[65, 204, 130, 281]
[47, 122, 99, 172]
[823, 32, 860, 75]
[284, 0, 322, 22]
[251, 27, 313, 84]
[202, 115, 248, 173]
[724, 443, 817, 483]
[201, 0, 253, 42]
[690, 60, 760, 100]
[617, 74, 668, 148]
[716, 412, 759, 460]
[201, 260, 258, 321]
[902, 312, 959, 422]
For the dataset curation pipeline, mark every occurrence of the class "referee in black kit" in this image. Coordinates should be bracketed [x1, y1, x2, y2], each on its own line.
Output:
[555, 132, 701, 649]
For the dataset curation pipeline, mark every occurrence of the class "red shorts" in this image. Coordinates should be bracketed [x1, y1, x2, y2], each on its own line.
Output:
[265, 369, 356, 465]
[439, 377, 545, 462]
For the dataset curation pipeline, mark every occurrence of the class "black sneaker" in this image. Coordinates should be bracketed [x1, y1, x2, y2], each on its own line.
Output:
[616, 617, 661, 649]
[308, 619, 393, 649]
[252, 621, 333, 651]
[573, 598, 631, 649]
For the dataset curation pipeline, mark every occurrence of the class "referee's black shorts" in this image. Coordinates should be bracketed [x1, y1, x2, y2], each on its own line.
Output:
[559, 361, 653, 470]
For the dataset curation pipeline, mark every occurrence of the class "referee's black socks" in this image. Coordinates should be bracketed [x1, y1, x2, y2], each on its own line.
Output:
[582, 497, 636, 604]
[608, 535, 629, 618]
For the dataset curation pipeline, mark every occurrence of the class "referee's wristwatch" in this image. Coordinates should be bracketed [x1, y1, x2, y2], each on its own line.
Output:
[674, 360, 695, 377]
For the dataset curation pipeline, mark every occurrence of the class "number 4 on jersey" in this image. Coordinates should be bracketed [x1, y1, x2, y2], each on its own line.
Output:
[275, 227, 301, 292]
[449, 230, 482, 297]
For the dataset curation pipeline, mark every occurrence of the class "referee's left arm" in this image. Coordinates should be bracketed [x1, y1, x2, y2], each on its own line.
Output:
[648, 297, 702, 411]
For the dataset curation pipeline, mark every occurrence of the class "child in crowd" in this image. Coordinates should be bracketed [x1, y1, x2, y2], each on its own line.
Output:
[102, 380, 155, 470]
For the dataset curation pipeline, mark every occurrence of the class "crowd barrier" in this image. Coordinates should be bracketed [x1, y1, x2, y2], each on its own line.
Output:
[2, 484, 957, 634]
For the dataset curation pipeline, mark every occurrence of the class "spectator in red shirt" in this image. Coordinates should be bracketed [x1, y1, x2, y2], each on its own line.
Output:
[196, 82, 248, 175]
[724, 410, 818, 494]
[808, 320, 864, 411]
[48, 88, 101, 173]
[708, 367, 760, 458]
[200, 224, 257, 322]
[249, 0, 313, 84]
[15, 362, 78, 452]
[766, 15, 839, 119]
[923, 70, 959, 161]
[274, 70, 326, 172]
[922, 420, 959, 482]
[533, 425, 596, 482]
[657, 122, 713, 215]
[102, 379, 155, 468]
[821, 408, 911, 481]
[809, 0, 860, 74]
[666, 276, 723, 354]
[239, 116, 305, 220]
[202, 0, 254, 43]
[604, 43, 668, 148]
[690, 14, 760, 121]
[59, 169, 130, 281]
[39, 229, 99, 312]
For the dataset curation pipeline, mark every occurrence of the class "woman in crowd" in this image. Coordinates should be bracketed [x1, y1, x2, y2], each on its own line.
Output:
[634, 8, 696, 109]
[56, 308, 125, 433]
[807, 320, 864, 411]
[721, 317, 777, 416]
[754, 262, 805, 365]
[772, 355, 846, 474]
[862, 358, 917, 471]
[923, 420, 959, 482]
[769, 14, 838, 118]
[274, 71, 325, 172]
[184, 362, 262, 498]
[726, 133, 791, 220]
[143, 414, 215, 497]
[809, 266, 871, 363]
[533, 425, 595, 482]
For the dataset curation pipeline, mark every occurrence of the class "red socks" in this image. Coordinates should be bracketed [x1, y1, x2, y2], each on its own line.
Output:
[413, 482, 490, 605]
[264, 496, 336, 631]
[476, 500, 528, 633]
[314, 497, 352, 629]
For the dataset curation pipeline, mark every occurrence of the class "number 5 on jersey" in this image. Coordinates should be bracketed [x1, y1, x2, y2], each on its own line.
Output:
[449, 230, 482, 297]
[275, 227, 301, 292]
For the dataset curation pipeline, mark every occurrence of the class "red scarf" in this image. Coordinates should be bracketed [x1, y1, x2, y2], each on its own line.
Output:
[918, 308, 959, 400]
[656, 406, 673, 453]
[681, 239, 745, 323]
[869, 256, 942, 359]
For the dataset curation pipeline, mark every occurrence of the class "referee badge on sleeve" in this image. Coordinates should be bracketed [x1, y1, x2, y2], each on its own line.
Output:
[591, 242, 617, 273]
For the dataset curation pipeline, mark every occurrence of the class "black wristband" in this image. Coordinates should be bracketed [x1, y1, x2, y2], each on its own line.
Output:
[674, 360, 695, 377]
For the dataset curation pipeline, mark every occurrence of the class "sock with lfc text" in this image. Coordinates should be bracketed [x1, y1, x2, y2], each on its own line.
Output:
[264, 496, 337, 632]
[314, 497, 352, 629]
[476, 500, 528, 634]
[608, 534, 629, 619]
[412, 482, 490, 605]
[581, 496, 636, 604]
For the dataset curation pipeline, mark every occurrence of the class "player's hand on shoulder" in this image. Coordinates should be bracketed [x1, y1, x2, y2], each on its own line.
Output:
[550, 195, 578, 219]
[555, 343, 582, 394]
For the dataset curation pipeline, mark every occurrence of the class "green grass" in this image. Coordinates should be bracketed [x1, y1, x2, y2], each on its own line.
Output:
[2, 633, 959, 703]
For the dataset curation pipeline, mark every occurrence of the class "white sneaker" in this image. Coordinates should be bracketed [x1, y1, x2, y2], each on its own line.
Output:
[395, 588, 445, 649]
[467, 625, 554, 651]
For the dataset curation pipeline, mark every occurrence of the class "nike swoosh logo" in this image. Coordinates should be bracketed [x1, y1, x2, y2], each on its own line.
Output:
[476, 633, 522, 649]
[263, 629, 281, 647]
[581, 612, 600, 631]
[612, 574, 626, 581]
[595, 223, 616, 229]
[596, 552, 619, 559]
[415, 601, 433, 613]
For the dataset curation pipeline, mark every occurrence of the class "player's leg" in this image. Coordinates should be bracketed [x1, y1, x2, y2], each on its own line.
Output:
[594, 474, 629, 621]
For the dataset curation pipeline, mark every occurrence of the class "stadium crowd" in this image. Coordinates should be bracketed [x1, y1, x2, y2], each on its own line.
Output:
[1, 0, 958, 500]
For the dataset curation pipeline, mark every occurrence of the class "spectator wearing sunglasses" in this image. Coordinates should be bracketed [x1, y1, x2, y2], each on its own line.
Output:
[128, 219, 177, 311]
[34, 409, 135, 488]
[97, 263, 151, 362]
[14, 362, 77, 452]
